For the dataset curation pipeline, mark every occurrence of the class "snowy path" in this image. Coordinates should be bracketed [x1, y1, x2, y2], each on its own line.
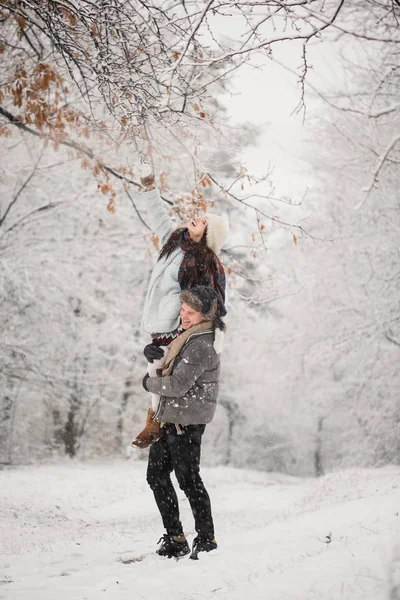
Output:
[0, 461, 399, 600]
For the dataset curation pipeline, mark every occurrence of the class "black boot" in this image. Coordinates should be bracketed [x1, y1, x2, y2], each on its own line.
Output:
[156, 534, 190, 558]
[190, 535, 218, 560]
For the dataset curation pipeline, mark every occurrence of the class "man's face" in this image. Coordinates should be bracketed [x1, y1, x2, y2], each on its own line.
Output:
[180, 302, 205, 329]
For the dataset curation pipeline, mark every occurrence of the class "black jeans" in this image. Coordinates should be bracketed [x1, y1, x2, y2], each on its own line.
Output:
[146, 423, 214, 539]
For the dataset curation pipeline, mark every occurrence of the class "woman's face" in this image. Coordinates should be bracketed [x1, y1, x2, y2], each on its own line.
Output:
[186, 217, 207, 242]
[180, 302, 205, 329]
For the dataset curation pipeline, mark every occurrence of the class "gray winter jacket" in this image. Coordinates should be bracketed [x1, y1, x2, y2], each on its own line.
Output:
[146, 330, 220, 425]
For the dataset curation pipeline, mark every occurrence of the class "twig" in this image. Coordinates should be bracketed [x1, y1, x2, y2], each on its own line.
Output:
[0, 106, 141, 189]
[0, 150, 43, 228]
[356, 134, 400, 209]
[124, 188, 151, 230]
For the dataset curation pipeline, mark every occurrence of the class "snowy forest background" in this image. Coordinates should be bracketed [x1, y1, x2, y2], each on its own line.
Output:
[1, 0, 400, 477]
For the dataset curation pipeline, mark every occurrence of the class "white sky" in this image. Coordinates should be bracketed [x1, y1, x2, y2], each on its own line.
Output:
[222, 38, 347, 200]
[224, 60, 315, 202]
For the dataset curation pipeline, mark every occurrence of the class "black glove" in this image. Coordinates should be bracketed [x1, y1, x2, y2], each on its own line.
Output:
[142, 373, 150, 391]
[143, 343, 165, 363]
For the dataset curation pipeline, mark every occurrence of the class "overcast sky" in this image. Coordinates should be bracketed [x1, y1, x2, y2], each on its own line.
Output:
[223, 38, 348, 201]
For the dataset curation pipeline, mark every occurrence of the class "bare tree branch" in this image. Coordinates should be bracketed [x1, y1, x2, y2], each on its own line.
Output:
[0, 150, 43, 229]
[0, 106, 142, 190]
[357, 134, 400, 208]
[385, 331, 400, 347]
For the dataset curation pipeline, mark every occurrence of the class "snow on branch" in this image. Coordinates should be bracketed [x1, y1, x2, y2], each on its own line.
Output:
[0, 0, 357, 132]
[357, 133, 400, 209]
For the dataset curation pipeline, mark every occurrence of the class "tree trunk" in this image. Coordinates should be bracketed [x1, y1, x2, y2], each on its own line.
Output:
[314, 416, 325, 477]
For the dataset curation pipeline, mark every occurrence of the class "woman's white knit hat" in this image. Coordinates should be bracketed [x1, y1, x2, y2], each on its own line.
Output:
[204, 213, 229, 255]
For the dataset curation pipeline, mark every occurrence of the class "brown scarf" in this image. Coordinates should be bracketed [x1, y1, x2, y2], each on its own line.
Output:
[158, 321, 214, 377]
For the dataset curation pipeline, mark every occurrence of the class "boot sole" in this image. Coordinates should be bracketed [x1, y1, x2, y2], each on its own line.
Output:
[190, 547, 218, 560]
[174, 551, 191, 561]
[158, 549, 191, 560]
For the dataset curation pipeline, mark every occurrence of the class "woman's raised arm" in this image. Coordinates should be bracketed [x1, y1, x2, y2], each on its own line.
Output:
[140, 178, 176, 245]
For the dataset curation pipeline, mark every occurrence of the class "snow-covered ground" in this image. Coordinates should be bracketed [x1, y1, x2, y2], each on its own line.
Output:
[1, 460, 399, 600]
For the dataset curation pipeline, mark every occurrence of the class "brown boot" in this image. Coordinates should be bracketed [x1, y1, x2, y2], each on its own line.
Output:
[131, 408, 161, 449]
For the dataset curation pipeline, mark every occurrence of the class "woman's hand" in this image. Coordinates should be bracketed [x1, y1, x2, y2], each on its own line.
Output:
[140, 174, 155, 191]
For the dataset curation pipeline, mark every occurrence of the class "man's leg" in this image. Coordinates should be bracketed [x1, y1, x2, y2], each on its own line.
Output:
[168, 424, 215, 539]
[146, 428, 183, 536]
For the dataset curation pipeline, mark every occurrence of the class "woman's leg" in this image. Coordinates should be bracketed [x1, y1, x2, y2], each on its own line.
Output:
[167, 424, 214, 539]
[131, 346, 168, 449]
[146, 345, 167, 411]
[146, 427, 184, 536]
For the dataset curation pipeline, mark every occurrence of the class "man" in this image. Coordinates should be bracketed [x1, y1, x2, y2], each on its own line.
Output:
[142, 285, 225, 559]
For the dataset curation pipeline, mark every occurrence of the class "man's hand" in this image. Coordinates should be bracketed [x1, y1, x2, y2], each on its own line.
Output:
[143, 343, 164, 363]
[142, 373, 150, 391]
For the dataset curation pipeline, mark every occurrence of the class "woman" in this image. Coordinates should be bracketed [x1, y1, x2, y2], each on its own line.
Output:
[132, 174, 229, 448]
[142, 285, 225, 559]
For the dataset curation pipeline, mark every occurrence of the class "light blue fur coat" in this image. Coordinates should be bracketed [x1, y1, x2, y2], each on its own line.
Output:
[140, 189, 183, 335]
